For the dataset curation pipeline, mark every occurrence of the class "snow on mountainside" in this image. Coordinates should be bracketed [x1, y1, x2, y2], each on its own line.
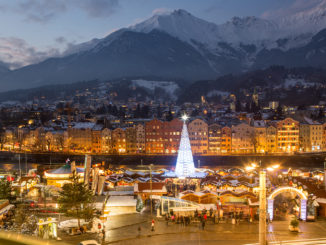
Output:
[49, 3, 326, 59]
[2, 6, 326, 92]
[276, 0, 326, 36]
[62, 38, 101, 56]
[131, 79, 179, 100]
[130, 9, 220, 49]
[130, 10, 280, 49]
[218, 16, 278, 44]
[274, 77, 323, 89]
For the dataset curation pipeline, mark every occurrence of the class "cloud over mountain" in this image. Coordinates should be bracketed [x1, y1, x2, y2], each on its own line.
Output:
[0, 37, 60, 69]
[2, 0, 120, 24]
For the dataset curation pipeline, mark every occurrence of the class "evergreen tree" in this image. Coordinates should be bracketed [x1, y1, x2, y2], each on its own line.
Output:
[245, 101, 251, 113]
[140, 105, 150, 118]
[317, 108, 324, 120]
[235, 99, 242, 112]
[0, 179, 13, 201]
[111, 105, 118, 116]
[191, 109, 199, 117]
[156, 106, 162, 119]
[166, 110, 173, 121]
[58, 171, 94, 228]
[276, 104, 284, 119]
[136, 196, 144, 212]
[134, 104, 141, 118]
[118, 106, 126, 119]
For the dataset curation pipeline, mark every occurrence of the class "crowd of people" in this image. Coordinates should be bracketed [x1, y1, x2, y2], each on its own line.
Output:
[162, 208, 254, 230]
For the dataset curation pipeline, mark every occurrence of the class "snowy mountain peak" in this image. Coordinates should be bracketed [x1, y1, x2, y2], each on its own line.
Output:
[130, 9, 220, 47]
[220, 16, 279, 44]
[276, 0, 326, 36]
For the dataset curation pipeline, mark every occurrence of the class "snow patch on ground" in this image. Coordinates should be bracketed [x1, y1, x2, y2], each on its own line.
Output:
[131, 79, 179, 100]
[275, 78, 322, 89]
[206, 90, 230, 98]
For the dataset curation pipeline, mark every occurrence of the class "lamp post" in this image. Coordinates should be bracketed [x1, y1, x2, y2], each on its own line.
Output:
[245, 162, 279, 245]
[149, 163, 153, 217]
[259, 170, 267, 245]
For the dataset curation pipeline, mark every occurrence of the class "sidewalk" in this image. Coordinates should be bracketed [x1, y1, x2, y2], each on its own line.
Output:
[57, 214, 326, 245]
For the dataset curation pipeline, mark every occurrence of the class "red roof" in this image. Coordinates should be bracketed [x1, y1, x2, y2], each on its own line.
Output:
[137, 182, 165, 192]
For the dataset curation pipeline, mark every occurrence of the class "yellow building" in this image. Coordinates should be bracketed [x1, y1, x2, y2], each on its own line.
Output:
[125, 127, 137, 154]
[231, 123, 254, 153]
[252, 120, 267, 153]
[299, 118, 323, 152]
[101, 128, 112, 153]
[266, 124, 277, 153]
[67, 122, 95, 152]
[135, 124, 145, 153]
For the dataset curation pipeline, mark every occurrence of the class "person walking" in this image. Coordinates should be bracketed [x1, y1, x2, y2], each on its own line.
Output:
[101, 228, 106, 245]
[209, 208, 213, 218]
[165, 215, 169, 226]
[201, 220, 206, 230]
[138, 226, 141, 237]
[151, 219, 155, 231]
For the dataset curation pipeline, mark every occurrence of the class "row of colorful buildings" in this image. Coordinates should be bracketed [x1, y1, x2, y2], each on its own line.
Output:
[2, 117, 325, 154]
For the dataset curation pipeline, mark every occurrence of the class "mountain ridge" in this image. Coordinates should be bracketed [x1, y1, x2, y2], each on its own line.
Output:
[2, 6, 326, 91]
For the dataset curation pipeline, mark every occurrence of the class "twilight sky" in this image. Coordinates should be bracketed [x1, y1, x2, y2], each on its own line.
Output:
[0, 0, 319, 69]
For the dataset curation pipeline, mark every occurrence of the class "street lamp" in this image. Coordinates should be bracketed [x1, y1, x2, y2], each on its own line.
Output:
[246, 161, 279, 245]
[149, 164, 153, 217]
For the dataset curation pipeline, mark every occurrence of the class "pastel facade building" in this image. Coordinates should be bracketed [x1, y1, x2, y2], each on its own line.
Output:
[221, 126, 232, 153]
[231, 123, 254, 153]
[299, 118, 323, 152]
[276, 118, 299, 153]
[188, 119, 208, 155]
[112, 128, 126, 153]
[266, 125, 277, 153]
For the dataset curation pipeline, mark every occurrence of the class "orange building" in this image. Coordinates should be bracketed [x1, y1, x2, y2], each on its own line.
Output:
[221, 126, 232, 153]
[145, 119, 164, 154]
[208, 124, 222, 154]
[276, 118, 299, 153]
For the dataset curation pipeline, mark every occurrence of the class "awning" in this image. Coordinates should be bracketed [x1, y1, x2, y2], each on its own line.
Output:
[0, 204, 14, 216]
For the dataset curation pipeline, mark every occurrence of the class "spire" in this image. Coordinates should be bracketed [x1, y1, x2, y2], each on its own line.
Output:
[175, 115, 195, 177]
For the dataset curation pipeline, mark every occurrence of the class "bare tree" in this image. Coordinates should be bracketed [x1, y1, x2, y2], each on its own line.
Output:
[250, 131, 259, 154]
[57, 134, 65, 152]
[46, 137, 52, 151]
[0, 130, 6, 150]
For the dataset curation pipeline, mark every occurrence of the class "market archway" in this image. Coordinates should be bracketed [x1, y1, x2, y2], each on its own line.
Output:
[267, 186, 307, 221]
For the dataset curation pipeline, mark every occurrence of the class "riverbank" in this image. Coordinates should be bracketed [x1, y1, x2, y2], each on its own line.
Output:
[0, 151, 325, 169]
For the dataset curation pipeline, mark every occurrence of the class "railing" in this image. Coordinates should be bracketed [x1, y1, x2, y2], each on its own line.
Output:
[0, 231, 68, 245]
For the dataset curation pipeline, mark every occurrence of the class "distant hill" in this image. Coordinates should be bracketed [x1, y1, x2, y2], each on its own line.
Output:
[178, 66, 326, 105]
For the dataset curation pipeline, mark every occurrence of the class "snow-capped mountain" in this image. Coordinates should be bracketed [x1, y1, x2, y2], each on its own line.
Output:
[130, 10, 280, 52]
[1, 5, 326, 92]
[276, 0, 326, 37]
[130, 9, 220, 49]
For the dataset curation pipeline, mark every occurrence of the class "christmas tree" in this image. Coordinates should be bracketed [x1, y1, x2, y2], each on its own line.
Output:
[175, 115, 195, 177]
